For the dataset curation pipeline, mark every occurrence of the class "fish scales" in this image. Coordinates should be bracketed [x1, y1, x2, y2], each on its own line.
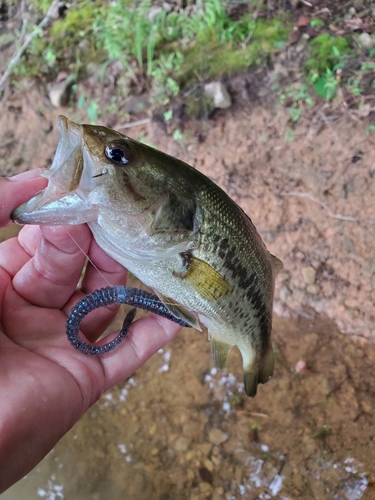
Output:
[11, 115, 282, 397]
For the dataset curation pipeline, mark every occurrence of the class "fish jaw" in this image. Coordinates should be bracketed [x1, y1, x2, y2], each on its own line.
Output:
[11, 116, 100, 225]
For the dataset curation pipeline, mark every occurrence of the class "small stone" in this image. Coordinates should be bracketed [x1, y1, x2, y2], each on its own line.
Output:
[187, 469, 195, 480]
[199, 482, 213, 495]
[302, 266, 316, 285]
[306, 284, 318, 295]
[203, 459, 214, 472]
[204, 82, 232, 109]
[48, 76, 74, 108]
[148, 5, 163, 21]
[295, 360, 308, 373]
[358, 32, 375, 48]
[342, 238, 355, 253]
[208, 428, 228, 445]
[174, 436, 191, 451]
[279, 286, 292, 302]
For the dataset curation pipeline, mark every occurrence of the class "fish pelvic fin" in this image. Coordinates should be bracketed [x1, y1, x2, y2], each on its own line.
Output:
[243, 345, 274, 398]
[153, 291, 201, 330]
[210, 337, 232, 369]
[270, 254, 283, 276]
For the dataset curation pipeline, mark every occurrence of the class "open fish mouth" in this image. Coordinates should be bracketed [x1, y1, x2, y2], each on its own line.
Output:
[11, 116, 98, 225]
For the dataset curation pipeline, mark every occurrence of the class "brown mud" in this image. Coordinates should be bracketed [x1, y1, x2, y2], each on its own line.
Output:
[0, 82, 374, 499]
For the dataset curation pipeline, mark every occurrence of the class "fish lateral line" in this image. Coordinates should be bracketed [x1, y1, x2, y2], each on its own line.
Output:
[66, 286, 192, 355]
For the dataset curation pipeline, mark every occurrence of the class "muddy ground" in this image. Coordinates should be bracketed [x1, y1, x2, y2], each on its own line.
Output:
[0, 73, 375, 498]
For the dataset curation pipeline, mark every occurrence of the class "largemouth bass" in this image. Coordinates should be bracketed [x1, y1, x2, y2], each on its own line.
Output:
[12, 115, 282, 397]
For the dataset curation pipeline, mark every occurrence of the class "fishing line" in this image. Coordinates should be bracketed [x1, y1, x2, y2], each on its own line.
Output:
[67, 231, 114, 288]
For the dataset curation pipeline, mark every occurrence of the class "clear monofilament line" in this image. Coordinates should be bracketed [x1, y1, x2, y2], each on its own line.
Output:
[66, 286, 191, 355]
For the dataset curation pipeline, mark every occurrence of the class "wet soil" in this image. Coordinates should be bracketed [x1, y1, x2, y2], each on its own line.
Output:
[0, 80, 375, 498]
[1, 313, 374, 500]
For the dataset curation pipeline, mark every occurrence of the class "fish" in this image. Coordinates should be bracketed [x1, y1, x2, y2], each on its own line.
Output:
[11, 115, 283, 397]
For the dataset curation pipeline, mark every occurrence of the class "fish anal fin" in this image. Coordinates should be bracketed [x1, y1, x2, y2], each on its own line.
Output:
[210, 337, 232, 369]
[244, 370, 260, 398]
[176, 254, 232, 301]
[258, 345, 274, 384]
[270, 254, 283, 276]
[154, 291, 201, 331]
[242, 345, 275, 397]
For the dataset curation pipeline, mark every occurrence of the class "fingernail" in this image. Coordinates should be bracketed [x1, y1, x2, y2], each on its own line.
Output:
[9, 168, 44, 181]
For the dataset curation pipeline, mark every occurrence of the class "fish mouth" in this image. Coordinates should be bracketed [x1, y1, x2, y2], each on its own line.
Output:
[12, 116, 98, 225]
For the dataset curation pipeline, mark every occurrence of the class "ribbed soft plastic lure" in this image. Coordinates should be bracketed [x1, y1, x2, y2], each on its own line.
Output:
[66, 286, 190, 355]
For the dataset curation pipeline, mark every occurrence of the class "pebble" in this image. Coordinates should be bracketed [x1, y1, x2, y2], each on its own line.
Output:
[208, 428, 228, 445]
[358, 32, 375, 49]
[295, 360, 308, 373]
[279, 286, 292, 302]
[48, 76, 74, 108]
[306, 284, 319, 295]
[204, 82, 232, 109]
[175, 436, 191, 451]
[302, 266, 316, 285]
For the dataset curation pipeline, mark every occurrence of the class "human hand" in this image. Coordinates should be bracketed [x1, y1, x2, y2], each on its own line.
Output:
[0, 170, 182, 493]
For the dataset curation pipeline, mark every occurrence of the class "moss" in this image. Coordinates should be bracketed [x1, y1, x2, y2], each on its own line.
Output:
[181, 18, 291, 84]
[305, 34, 351, 74]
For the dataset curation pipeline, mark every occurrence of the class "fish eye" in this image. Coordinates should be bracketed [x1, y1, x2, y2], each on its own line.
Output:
[104, 143, 133, 165]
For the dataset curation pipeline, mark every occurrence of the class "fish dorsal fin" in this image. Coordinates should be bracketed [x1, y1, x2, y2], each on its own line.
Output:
[176, 254, 232, 301]
[154, 291, 201, 331]
[270, 254, 283, 276]
[210, 337, 232, 369]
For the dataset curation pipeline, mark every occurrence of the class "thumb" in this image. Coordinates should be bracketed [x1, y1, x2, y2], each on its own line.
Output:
[0, 170, 47, 228]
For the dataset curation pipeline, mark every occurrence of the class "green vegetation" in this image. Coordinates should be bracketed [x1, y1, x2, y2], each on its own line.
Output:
[305, 34, 350, 74]
[10, 0, 290, 104]
[305, 34, 351, 100]
[3, 0, 374, 123]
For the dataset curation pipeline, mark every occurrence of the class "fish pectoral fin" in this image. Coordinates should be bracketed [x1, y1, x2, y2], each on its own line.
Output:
[210, 337, 232, 369]
[243, 345, 274, 397]
[150, 191, 198, 235]
[176, 254, 232, 301]
[154, 291, 201, 331]
[270, 254, 283, 276]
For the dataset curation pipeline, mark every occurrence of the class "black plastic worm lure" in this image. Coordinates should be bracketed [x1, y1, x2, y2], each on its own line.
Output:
[66, 286, 191, 355]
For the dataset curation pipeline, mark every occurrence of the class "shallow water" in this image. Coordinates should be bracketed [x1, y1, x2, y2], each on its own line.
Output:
[2, 310, 374, 500]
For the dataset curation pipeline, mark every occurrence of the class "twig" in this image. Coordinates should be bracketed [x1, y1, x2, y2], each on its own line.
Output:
[280, 191, 375, 225]
[116, 118, 151, 129]
[0, 0, 60, 91]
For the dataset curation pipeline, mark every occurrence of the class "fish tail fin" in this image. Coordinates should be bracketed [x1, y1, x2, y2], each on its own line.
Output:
[243, 345, 274, 397]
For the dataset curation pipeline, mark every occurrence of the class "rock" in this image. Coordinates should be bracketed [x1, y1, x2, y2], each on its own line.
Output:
[358, 32, 375, 49]
[279, 286, 292, 302]
[204, 82, 232, 109]
[208, 428, 228, 445]
[174, 436, 191, 451]
[148, 5, 163, 21]
[48, 76, 74, 108]
[302, 266, 316, 285]
[295, 360, 308, 373]
[306, 284, 319, 295]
